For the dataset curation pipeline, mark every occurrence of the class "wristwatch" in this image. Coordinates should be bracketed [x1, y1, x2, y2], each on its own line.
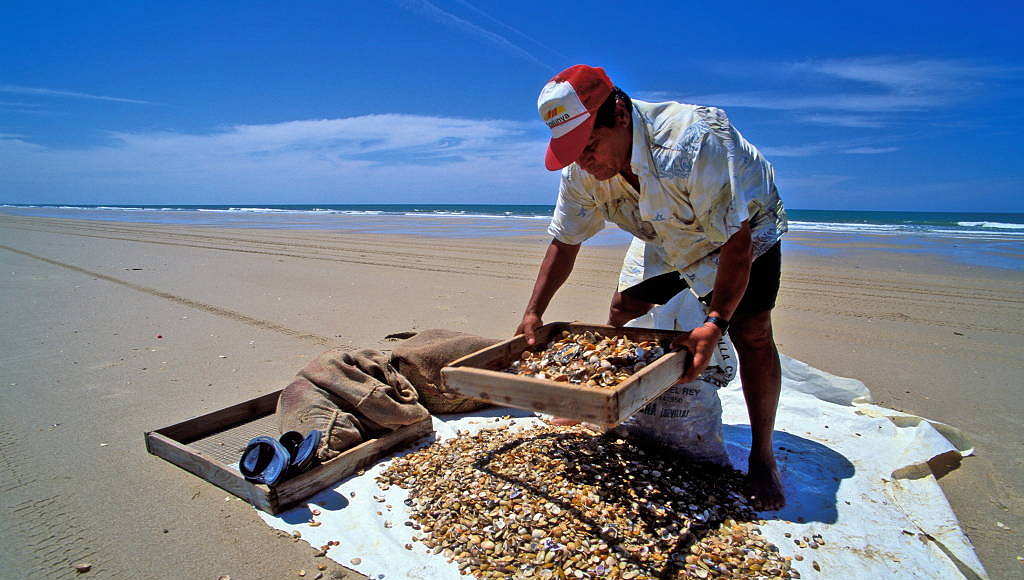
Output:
[704, 315, 730, 333]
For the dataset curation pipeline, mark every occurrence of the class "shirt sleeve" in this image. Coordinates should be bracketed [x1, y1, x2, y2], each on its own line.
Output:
[546, 170, 605, 244]
[687, 113, 750, 245]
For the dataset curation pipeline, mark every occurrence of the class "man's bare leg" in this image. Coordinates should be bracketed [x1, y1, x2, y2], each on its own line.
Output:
[729, 309, 785, 510]
[548, 292, 655, 427]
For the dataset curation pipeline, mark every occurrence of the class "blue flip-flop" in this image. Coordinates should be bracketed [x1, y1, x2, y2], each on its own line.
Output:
[239, 436, 292, 486]
[280, 430, 322, 473]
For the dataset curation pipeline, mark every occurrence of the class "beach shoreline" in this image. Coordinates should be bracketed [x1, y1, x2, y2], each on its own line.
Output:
[0, 214, 1020, 578]
[2, 204, 1023, 271]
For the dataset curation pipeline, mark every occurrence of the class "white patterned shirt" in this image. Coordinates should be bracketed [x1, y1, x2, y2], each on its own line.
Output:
[547, 99, 787, 296]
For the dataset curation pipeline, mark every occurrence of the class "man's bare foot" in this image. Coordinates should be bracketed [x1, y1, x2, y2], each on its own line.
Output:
[746, 455, 785, 511]
[547, 417, 581, 426]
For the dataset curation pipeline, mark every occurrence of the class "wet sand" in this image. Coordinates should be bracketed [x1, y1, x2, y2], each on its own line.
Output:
[0, 214, 1021, 578]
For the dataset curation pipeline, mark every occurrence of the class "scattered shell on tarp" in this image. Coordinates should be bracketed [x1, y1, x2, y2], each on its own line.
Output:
[377, 424, 794, 578]
[505, 330, 667, 389]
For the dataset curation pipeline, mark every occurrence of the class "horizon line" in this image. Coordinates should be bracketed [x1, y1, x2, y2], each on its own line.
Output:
[2, 202, 1023, 215]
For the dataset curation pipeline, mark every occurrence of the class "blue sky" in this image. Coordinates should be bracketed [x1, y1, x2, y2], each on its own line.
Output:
[1, 0, 1022, 211]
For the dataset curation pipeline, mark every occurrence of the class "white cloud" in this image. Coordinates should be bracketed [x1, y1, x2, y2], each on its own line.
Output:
[0, 100, 43, 108]
[759, 143, 834, 157]
[841, 146, 900, 155]
[0, 105, 55, 115]
[643, 57, 1016, 115]
[635, 57, 1019, 167]
[795, 114, 888, 128]
[0, 114, 556, 204]
[761, 140, 899, 157]
[0, 85, 153, 105]
[451, 0, 567, 62]
[396, 0, 553, 71]
[675, 91, 943, 113]
[794, 57, 1007, 93]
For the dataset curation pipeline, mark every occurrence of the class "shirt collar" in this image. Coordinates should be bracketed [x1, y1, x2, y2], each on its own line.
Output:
[629, 101, 653, 177]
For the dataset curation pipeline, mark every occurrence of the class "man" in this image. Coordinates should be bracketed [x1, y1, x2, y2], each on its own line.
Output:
[516, 65, 788, 510]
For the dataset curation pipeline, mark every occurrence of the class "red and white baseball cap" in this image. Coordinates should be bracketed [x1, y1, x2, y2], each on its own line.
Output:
[537, 65, 613, 171]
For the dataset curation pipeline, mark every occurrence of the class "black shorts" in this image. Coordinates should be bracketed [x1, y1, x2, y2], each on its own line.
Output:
[620, 242, 782, 320]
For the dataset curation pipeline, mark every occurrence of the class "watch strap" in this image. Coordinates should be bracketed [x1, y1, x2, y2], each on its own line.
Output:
[704, 315, 730, 333]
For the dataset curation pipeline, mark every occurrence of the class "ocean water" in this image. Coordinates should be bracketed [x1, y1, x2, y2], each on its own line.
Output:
[3, 204, 1023, 269]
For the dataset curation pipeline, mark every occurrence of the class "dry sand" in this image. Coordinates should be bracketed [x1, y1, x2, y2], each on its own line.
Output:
[0, 214, 1021, 578]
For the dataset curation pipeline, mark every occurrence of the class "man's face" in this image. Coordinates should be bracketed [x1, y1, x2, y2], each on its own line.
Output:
[576, 106, 631, 180]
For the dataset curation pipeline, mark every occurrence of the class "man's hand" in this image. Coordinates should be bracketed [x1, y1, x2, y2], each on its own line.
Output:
[515, 239, 580, 346]
[671, 322, 723, 383]
[516, 312, 543, 346]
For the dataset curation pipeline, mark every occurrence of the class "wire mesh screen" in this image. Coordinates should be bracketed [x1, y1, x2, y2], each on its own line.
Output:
[188, 413, 279, 467]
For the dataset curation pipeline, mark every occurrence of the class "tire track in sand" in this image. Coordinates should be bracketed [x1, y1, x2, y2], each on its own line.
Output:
[0, 244, 341, 579]
[5, 217, 1017, 304]
[10, 494, 119, 579]
[0, 244, 341, 349]
[0, 427, 119, 578]
[0, 428, 36, 494]
[0, 219, 617, 289]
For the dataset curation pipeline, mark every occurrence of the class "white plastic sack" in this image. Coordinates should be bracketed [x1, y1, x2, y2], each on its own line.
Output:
[617, 290, 734, 466]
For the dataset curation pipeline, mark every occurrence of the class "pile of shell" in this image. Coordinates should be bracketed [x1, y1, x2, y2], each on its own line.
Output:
[506, 331, 667, 388]
[378, 424, 796, 579]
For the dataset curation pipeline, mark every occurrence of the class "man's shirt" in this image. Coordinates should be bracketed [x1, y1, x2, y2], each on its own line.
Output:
[547, 99, 787, 296]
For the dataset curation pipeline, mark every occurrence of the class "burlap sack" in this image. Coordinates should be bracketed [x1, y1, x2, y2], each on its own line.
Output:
[276, 348, 430, 461]
[389, 329, 498, 414]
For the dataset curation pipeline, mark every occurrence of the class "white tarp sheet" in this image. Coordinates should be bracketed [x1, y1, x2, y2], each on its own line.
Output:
[256, 367, 985, 579]
[256, 296, 986, 579]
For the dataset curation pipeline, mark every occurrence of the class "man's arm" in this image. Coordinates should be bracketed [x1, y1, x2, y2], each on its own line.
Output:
[516, 239, 581, 345]
[674, 220, 752, 382]
[707, 219, 753, 322]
